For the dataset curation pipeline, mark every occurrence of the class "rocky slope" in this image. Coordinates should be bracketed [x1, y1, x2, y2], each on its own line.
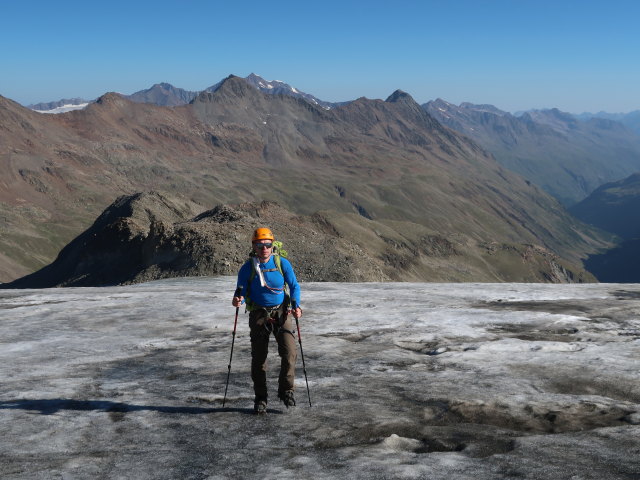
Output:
[0, 75, 611, 283]
[3, 192, 595, 288]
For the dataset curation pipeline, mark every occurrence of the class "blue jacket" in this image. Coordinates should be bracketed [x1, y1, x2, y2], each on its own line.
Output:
[236, 255, 301, 308]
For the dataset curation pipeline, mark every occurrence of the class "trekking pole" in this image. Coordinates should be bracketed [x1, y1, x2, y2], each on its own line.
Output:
[294, 313, 312, 407]
[223, 288, 242, 407]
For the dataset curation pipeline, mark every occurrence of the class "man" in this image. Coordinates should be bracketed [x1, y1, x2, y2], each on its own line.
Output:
[232, 227, 302, 414]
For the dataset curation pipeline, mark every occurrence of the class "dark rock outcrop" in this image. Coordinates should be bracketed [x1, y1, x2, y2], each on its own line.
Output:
[2, 192, 595, 288]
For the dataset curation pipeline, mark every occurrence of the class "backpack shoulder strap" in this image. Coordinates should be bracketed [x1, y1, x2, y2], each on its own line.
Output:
[274, 254, 283, 275]
[247, 257, 256, 283]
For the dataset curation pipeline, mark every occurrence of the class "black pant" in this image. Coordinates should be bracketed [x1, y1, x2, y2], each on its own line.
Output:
[248, 306, 297, 400]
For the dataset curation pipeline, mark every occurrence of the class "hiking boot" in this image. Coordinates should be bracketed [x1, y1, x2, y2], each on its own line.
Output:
[279, 390, 296, 408]
[254, 397, 268, 414]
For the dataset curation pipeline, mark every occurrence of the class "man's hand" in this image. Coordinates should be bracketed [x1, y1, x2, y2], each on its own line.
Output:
[292, 307, 302, 319]
[232, 296, 244, 307]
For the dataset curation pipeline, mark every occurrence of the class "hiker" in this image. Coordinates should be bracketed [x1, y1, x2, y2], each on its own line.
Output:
[232, 227, 302, 414]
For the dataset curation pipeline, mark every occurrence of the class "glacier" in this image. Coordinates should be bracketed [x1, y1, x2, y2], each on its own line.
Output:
[1, 277, 639, 479]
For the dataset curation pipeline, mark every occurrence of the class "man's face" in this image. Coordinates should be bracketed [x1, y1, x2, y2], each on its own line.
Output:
[254, 241, 273, 260]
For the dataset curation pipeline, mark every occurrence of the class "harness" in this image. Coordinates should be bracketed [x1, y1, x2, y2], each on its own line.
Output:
[248, 301, 297, 337]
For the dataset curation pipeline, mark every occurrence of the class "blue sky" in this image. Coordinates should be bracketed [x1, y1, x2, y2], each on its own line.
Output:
[1, 0, 639, 113]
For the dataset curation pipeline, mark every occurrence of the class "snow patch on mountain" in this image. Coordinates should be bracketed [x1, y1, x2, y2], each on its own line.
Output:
[34, 103, 90, 114]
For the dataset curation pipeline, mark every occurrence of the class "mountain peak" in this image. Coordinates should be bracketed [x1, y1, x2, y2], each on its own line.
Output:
[192, 75, 261, 105]
[243, 73, 337, 110]
[244, 73, 289, 91]
[127, 83, 199, 107]
[246, 73, 265, 83]
[385, 90, 414, 104]
[213, 74, 255, 96]
[460, 102, 509, 116]
[431, 98, 454, 106]
[95, 92, 127, 105]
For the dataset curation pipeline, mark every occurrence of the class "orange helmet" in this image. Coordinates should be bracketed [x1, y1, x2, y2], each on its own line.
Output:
[252, 227, 274, 243]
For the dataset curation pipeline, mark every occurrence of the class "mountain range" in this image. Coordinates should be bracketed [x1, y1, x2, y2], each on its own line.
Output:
[574, 110, 640, 136]
[28, 75, 640, 210]
[0, 74, 611, 285]
[29, 75, 640, 138]
[424, 100, 640, 206]
[27, 74, 340, 111]
[422, 101, 640, 282]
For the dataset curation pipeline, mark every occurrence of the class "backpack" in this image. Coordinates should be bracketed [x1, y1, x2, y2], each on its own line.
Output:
[245, 241, 290, 311]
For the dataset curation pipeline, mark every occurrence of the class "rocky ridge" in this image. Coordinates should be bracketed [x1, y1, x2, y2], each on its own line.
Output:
[3, 192, 595, 288]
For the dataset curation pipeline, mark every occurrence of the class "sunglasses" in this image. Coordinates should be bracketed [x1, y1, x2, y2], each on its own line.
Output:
[254, 243, 273, 249]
